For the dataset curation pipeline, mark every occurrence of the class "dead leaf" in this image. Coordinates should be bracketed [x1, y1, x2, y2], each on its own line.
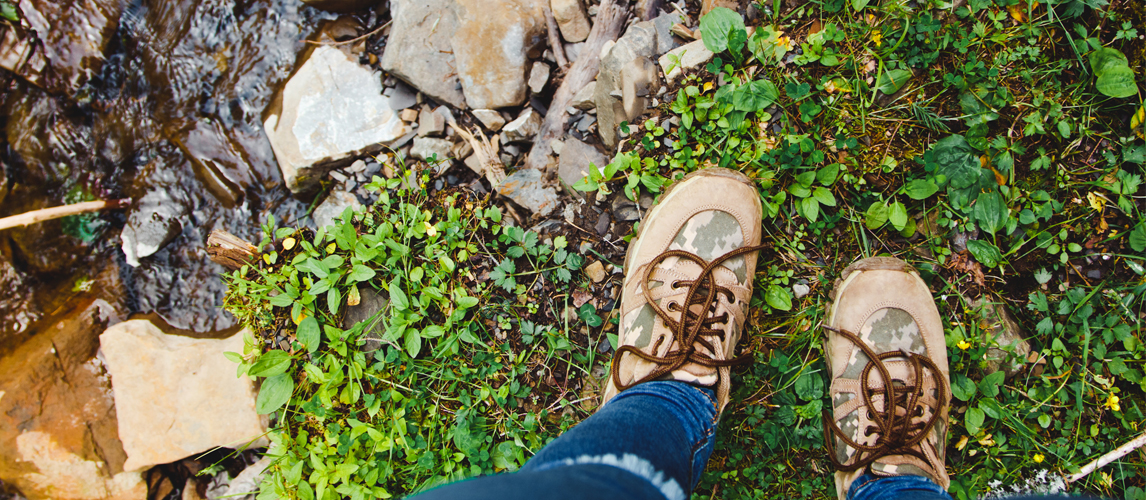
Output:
[947, 251, 986, 286]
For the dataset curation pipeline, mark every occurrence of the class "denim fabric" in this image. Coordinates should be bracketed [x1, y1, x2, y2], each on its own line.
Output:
[409, 381, 719, 500]
[848, 473, 954, 500]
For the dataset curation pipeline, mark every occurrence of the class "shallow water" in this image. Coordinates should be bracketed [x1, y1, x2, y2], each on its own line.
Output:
[0, 0, 340, 352]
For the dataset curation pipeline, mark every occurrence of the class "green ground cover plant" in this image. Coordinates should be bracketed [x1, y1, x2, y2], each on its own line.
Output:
[223, 0, 1145, 498]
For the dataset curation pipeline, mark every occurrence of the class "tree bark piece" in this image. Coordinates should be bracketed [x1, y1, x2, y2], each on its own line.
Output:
[0, 199, 131, 231]
[207, 230, 259, 271]
[524, 0, 630, 173]
[543, 5, 569, 68]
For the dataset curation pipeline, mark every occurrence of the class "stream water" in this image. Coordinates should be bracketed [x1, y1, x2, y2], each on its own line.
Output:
[0, 0, 344, 354]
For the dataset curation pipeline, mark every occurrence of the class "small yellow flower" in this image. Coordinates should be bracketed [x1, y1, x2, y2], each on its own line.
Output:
[1105, 394, 1121, 412]
[871, 31, 883, 47]
[283, 237, 296, 250]
[776, 35, 794, 52]
[957, 339, 972, 350]
[1033, 453, 1045, 463]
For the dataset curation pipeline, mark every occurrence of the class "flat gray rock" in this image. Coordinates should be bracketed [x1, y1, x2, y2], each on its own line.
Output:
[381, 0, 467, 108]
[453, 0, 546, 109]
[558, 137, 608, 193]
[497, 168, 560, 216]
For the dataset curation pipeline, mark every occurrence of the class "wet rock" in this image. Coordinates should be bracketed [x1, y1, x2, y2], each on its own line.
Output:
[342, 287, 389, 352]
[473, 109, 506, 131]
[620, 56, 658, 121]
[409, 137, 455, 163]
[169, 119, 253, 207]
[0, 299, 147, 500]
[503, 108, 542, 142]
[497, 168, 560, 216]
[301, 0, 379, 13]
[380, 0, 467, 108]
[100, 320, 266, 472]
[417, 105, 446, 137]
[584, 260, 606, 283]
[571, 81, 596, 110]
[453, 0, 546, 109]
[266, 45, 410, 193]
[659, 39, 715, 83]
[121, 188, 187, 267]
[16, 0, 125, 93]
[313, 190, 362, 230]
[7, 187, 90, 275]
[528, 62, 551, 94]
[972, 298, 1032, 378]
[551, 0, 591, 43]
[0, 22, 47, 86]
[558, 137, 608, 193]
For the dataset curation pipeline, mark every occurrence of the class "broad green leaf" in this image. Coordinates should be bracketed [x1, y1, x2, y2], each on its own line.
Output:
[422, 325, 445, 338]
[951, 374, 977, 401]
[978, 371, 1006, 398]
[889, 201, 908, 231]
[404, 328, 422, 357]
[390, 277, 409, 311]
[1089, 47, 1129, 74]
[876, 69, 913, 95]
[972, 190, 1008, 235]
[800, 196, 820, 222]
[1130, 224, 1146, 252]
[817, 163, 840, 185]
[269, 293, 294, 307]
[326, 287, 341, 315]
[904, 179, 939, 200]
[965, 406, 986, 435]
[865, 201, 889, 229]
[256, 373, 294, 414]
[349, 264, 375, 283]
[297, 316, 321, 353]
[249, 350, 292, 378]
[765, 284, 793, 311]
[699, 7, 745, 54]
[966, 240, 1003, 268]
[852, 0, 871, 10]
[1096, 65, 1138, 98]
[456, 295, 479, 309]
[925, 135, 980, 189]
[732, 79, 779, 112]
[812, 187, 837, 206]
[795, 371, 824, 401]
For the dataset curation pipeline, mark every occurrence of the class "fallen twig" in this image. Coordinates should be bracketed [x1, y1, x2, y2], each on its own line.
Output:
[0, 199, 131, 232]
[207, 229, 259, 271]
[304, 20, 392, 46]
[543, 5, 569, 68]
[448, 117, 507, 187]
[1067, 431, 1146, 483]
[524, 0, 630, 172]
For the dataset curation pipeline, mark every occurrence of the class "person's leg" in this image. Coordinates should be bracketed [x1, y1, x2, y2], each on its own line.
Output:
[412, 169, 765, 499]
[847, 473, 953, 500]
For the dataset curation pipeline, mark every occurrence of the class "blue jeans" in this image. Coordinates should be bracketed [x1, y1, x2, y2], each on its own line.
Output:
[410, 380, 957, 500]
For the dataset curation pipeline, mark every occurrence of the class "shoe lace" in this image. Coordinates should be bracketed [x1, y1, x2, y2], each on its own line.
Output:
[610, 245, 764, 392]
[822, 325, 949, 474]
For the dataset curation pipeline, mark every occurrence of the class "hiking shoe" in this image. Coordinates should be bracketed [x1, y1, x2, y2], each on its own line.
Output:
[824, 257, 951, 499]
[602, 168, 763, 413]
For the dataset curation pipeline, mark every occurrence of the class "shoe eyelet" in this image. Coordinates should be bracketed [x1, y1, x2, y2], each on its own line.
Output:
[671, 280, 681, 289]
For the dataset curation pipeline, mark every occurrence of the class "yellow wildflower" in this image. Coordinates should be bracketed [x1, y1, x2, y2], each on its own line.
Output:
[1033, 453, 1045, 463]
[957, 339, 972, 350]
[1087, 192, 1105, 212]
[871, 31, 883, 47]
[1105, 393, 1121, 412]
[777, 35, 794, 52]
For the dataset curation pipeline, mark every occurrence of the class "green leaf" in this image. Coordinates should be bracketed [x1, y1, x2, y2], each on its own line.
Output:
[249, 350, 292, 378]
[865, 201, 889, 229]
[456, 295, 479, 310]
[876, 69, 913, 95]
[422, 325, 445, 338]
[326, 287, 341, 316]
[978, 371, 1005, 398]
[889, 201, 908, 231]
[966, 240, 1003, 268]
[951, 374, 977, 401]
[297, 316, 321, 353]
[904, 179, 939, 200]
[812, 187, 837, 206]
[926, 135, 980, 189]
[816, 163, 840, 186]
[0, 2, 17, 21]
[972, 190, 1008, 235]
[852, 0, 871, 10]
[404, 328, 422, 357]
[1089, 47, 1129, 73]
[1129, 224, 1146, 252]
[269, 293, 294, 307]
[698, 6, 745, 54]
[349, 264, 375, 283]
[1097, 65, 1138, 98]
[390, 277, 409, 311]
[800, 196, 820, 222]
[794, 371, 824, 401]
[765, 284, 793, 311]
[732, 79, 779, 112]
[965, 406, 986, 435]
[256, 373, 294, 414]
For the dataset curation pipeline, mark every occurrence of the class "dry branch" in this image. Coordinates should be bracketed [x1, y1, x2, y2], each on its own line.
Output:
[449, 117, 507, 187]
[207, 229, 259, 271]
[0, 199, 130, 232]
[523, 0, 630, 172]
[543, 5, 569, 68]
[1067, 431, 1146, 483]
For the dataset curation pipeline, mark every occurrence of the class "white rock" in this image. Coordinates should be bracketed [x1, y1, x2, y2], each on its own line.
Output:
[659, 39, 715, 83]
[265, 45, 410, 193]
[792, 283, 811, 299]
[410, 137, 455, 163]
[313, 190, 362, 229]
[503, 108, 542, 142]
[100, 320, 267, 473]
[528, 62, 551, 94]
[552, 0, 591, 42]
[473, 109, 507, 131]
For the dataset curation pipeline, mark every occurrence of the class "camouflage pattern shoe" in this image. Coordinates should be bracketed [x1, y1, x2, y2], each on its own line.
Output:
[602, 168, 763, 413]
[824, 257, 951, 500]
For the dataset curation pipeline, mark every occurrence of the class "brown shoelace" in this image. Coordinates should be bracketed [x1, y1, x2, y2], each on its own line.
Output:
[822, 325, 949, 474]
[610, 245, 764, 392]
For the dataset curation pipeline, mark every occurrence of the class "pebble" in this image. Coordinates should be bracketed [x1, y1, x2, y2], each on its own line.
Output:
[585, 261, 607, 283]
[595, 212, 610, 236]
[793, 283, 811, 299]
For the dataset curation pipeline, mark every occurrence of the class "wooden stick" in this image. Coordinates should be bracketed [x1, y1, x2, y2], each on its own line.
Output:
[0, 199, 130, 232]
[1067, 431, 1146, 483]
[543, 5, 569, 68]
[524, 0, 630, 172]
[207, 229, 259, 271]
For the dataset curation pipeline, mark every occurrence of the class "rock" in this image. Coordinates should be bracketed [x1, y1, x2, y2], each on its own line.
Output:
[399, 108, 419, 122]
[503, 108, 542, 142]
[99, 320, 267, 472]
[265, 45, 410, 193]
[659, 39, 715, 84]
[651, 11, 687, 55]
[452, 0, 546, 109]
[121, 188, 187, 267]
[584, 260, 606, 283]
[14, 0, 125, 93]
[313, 190, 362, 229]
[571, 81, 597, 110]
[409, 137, 455, 163]
[0, 299, 147, 500]
[551, 0, 591, 42]
[528, 62, 551, 94]
[384, 81, 419, 111]
[558, 137, 608, 193]
[594, 21, 657, 148]
[169, 119, 253, 207]
[564, 41, 584, 62]
[380, 0, 467, 108]
[417, 105, 446, 137]
[300, 0, 379, 13]
[793, 283, 811, 299]
[620, 56, 658, 121]
[472, 109, 507, 131]
[217, 457, 272, 500]
[497, 168, 560, 216]
[972, 298, 1032, 378]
